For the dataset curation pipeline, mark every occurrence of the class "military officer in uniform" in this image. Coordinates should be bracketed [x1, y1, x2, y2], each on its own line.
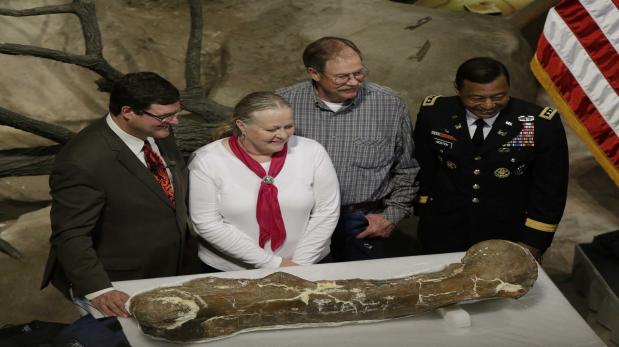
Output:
[413, 57, 568, 260]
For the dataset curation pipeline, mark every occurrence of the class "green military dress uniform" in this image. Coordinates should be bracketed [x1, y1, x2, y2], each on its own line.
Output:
[413, 95, 568, 254]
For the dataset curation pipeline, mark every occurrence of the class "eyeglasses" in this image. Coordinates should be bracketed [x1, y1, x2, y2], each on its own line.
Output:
[140, 109, 183, 123]
[322, 67, 369, 85]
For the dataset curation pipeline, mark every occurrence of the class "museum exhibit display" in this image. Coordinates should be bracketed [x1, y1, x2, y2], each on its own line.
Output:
[129, 240, 537, 342]
[0, 1, 616, 345]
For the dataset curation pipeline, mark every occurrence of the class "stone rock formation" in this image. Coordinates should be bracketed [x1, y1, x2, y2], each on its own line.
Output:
[129, 239, 538, 342]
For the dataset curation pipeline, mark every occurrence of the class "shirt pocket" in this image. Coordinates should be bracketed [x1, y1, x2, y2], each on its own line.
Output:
[429, 135, 456, 153]
[493, 146, 535, 177]
[352, 137, 392, 169]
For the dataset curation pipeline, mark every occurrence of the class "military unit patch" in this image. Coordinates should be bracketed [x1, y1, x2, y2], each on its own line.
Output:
[539, 107, 557, 120]
[503, 122, 534, 147]
[422, 95, 441, 106]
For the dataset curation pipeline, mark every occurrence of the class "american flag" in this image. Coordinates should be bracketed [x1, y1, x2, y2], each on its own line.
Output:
[530, 0, 619, 186]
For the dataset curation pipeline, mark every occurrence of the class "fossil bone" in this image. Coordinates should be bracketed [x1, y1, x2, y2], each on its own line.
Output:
[129, 240, 537, 342]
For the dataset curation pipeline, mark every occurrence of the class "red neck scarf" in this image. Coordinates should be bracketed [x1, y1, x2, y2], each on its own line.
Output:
[228, 135, 287, 251]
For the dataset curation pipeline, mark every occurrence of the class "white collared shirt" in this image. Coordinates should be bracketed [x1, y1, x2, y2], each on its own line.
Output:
[465, 109, 500, 139]
[105, 114, 173, 184]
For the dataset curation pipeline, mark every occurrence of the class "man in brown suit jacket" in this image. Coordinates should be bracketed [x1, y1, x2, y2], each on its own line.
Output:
[41, 72, 200, 317]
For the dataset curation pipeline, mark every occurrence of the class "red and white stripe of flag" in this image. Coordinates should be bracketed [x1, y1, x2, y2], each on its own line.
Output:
[531, 0, 619, 186]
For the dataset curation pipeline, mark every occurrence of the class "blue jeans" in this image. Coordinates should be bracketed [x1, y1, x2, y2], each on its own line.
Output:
[330, 209, 385, 262]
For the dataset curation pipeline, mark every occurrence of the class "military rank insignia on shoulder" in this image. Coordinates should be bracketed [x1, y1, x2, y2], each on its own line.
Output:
[538, 107, 557, 120]
[422, 95, 441, 106]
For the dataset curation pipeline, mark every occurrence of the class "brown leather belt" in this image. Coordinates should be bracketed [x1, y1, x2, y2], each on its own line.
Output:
[341, 201, 384, 213]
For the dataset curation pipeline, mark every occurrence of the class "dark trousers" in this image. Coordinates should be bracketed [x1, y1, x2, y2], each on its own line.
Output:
[330, 209, 385, 262]
[418, 213, 522, 255]
[200, 262, 222, 273]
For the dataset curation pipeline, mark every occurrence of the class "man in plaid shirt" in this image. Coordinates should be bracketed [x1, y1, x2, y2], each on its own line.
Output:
[277, 37, 418, 262]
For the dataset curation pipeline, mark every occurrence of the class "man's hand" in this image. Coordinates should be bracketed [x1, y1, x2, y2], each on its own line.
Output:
[356, 214, 396, 239]
[90, 290, 131, 318]
[518, 242, 543, 262]
[280, 258, 299, 267]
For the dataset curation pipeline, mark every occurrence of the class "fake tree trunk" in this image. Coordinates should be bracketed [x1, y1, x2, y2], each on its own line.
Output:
[129, 240, 538, 342]
[0, 0, 230, 178]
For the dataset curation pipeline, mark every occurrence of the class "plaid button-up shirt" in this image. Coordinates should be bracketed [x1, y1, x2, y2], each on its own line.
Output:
[277, 81, 419, 224]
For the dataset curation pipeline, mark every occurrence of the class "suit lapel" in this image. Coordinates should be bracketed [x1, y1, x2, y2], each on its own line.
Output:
[156, 136, 185, 213]
[156, 134, 188, 233]
[99, 120, 175, 208]
[445, 104, 472, 153]
[155, 137, 179, 188]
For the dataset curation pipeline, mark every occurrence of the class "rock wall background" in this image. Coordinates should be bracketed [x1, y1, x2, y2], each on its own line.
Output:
[0, 0, 617, 325]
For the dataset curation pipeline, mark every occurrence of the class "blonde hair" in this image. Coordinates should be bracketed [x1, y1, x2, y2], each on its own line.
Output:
[213, 91, 292, 140]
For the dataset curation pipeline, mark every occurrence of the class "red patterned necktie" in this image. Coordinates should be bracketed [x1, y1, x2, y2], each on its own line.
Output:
[142, 140, 175, 207]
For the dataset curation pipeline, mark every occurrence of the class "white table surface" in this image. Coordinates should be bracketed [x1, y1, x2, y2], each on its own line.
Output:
[114, 252, 606, 347]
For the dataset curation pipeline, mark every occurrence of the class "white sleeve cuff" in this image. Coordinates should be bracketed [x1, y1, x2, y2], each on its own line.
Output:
[85, 287, 115, 300]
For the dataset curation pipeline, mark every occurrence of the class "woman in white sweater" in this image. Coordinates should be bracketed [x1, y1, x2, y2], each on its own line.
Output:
[189, 92, 340, 271]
